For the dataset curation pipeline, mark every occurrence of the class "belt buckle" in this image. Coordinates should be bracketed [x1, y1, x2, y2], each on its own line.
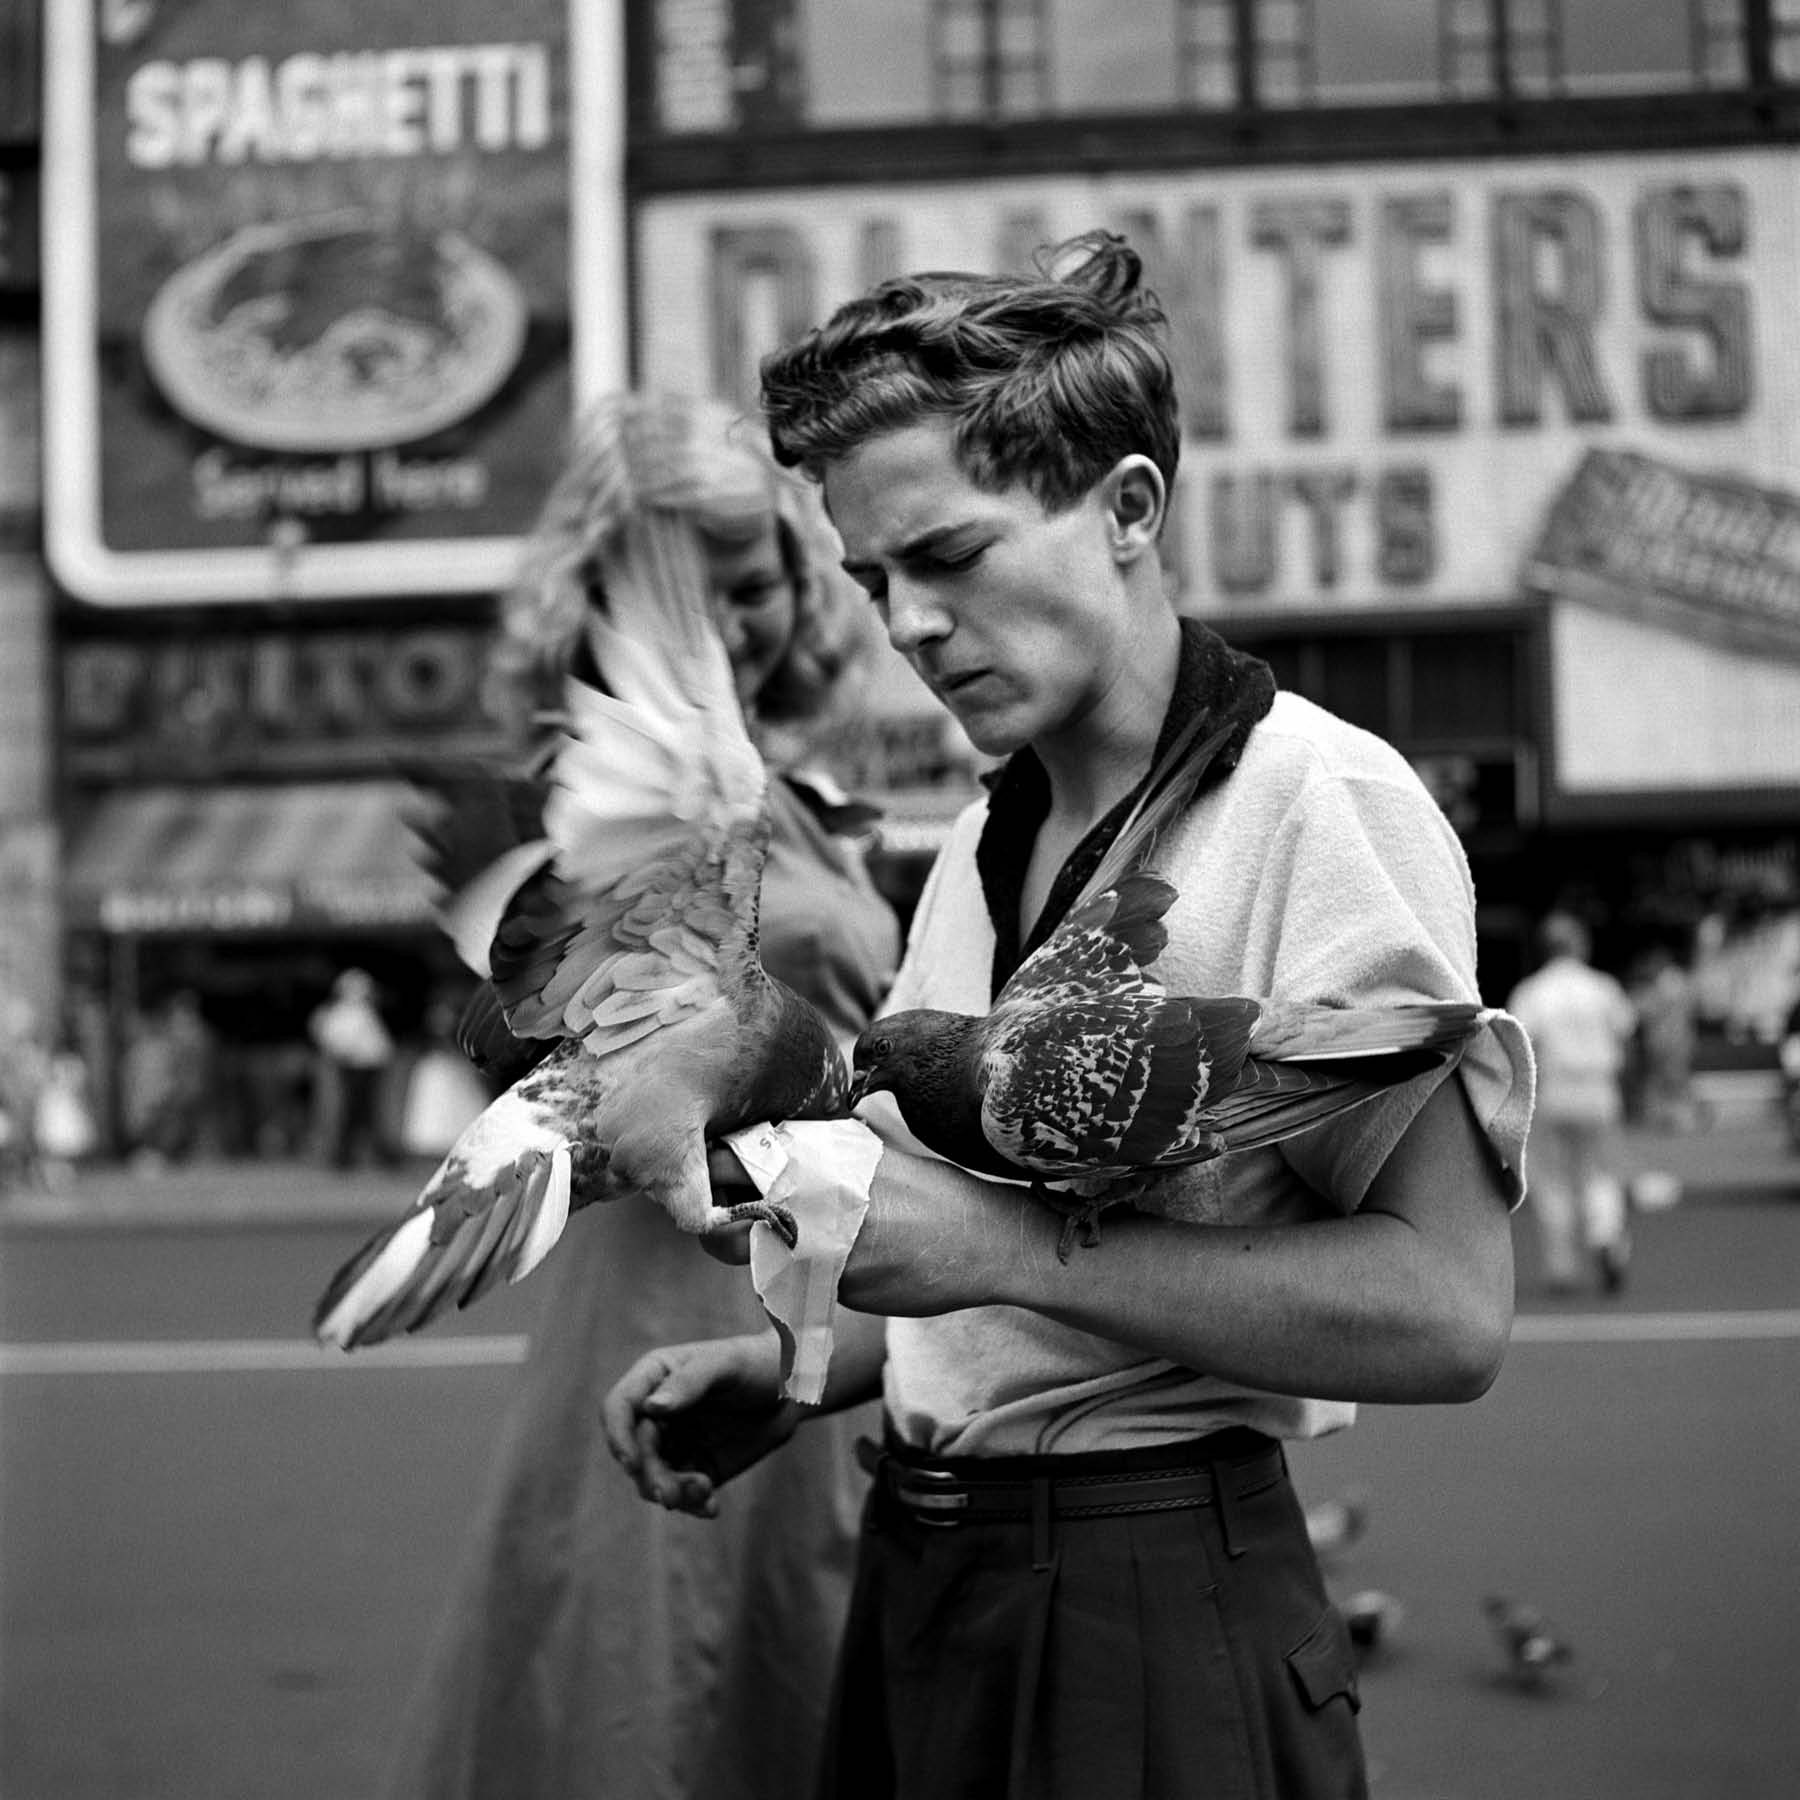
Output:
[894, 1464, 969, 1527]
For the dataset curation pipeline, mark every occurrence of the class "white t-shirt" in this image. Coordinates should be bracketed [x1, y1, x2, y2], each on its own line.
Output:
[865, 691, 1535, 1456]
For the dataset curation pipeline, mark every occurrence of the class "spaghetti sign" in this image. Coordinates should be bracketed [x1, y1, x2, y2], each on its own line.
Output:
[43, 0, 619, 605]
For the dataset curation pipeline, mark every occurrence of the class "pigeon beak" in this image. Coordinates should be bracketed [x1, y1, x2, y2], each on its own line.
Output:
[844, 1070, 869, 1111]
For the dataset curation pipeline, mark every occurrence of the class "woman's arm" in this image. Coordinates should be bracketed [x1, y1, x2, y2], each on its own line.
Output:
[838, 1073, 1515, 1405]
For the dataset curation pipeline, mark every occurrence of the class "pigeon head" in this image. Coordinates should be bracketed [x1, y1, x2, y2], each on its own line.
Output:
[847, 1010, 983, 1113]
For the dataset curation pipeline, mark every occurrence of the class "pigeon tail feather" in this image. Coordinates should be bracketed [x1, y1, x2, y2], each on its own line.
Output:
[1203, 1048, 1444, 1154]
[1251, 1000, 1492, 1063]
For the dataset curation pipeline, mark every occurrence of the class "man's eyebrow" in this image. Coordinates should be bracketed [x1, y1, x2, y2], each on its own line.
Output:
[841, 523, 978, 576]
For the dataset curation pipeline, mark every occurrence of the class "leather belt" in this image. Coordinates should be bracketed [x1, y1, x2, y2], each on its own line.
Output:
[857, 1430, 1284, 1530]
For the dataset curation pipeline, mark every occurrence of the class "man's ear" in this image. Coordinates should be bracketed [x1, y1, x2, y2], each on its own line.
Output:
[1102, 456, 1166, 562]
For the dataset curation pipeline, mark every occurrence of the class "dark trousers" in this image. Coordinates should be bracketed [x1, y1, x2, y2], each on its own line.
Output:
[818, 1433, 1366, 1800]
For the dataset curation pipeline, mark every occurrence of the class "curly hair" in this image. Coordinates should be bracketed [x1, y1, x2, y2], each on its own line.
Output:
[488, 390, 872, 753]
[759, 230, 1180, 515]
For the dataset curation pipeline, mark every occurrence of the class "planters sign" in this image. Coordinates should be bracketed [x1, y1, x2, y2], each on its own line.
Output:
[42, 0, 625, 605]
[636, 152, 1800, 618]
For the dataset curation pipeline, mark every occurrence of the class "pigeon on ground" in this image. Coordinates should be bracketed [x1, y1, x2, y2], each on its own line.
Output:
[848, 709, 1494, 1256]
[1338, 1589, 1404, 1654]
[312, 502, 849, 1352]
[1305, 1486, 1372, 1561]
[1483, 1595, 1575, 1687]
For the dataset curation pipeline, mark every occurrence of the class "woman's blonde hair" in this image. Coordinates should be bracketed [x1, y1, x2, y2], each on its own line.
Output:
[488, 390, 872, 755]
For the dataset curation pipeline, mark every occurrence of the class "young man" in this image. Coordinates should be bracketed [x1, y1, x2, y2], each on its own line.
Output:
[603, 233, 1533, 1800]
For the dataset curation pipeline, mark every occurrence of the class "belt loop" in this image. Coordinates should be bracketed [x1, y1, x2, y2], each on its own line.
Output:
[1030, 1476, 1054, 1571]
[1210, 1459, 1245, 1559]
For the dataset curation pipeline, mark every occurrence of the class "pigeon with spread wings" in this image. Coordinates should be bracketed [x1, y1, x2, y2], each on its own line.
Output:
[313, 463, 849, 1352]
[847, 713, 1493, 1257]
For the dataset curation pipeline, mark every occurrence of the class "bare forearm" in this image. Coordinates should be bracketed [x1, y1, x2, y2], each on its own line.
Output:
[994, 1203, 1507, 1403]
[838, 1077, 1514, 1406]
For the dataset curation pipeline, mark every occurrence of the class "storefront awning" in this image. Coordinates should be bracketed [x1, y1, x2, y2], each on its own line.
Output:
[64, 781, 438, 934]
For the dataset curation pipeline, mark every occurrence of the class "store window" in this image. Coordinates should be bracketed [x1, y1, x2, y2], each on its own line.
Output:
[930, 0, 1049, 118]
[1245, 629, 1525, 746]
[1693, 0, 1749, 85]
[648, 0, 1760, 136]
[1177, 0, 1239, 106]
[1438, 0, 1731, 99]
[1252, 0, 1314, 102]
[1051, 0, 1184, 112]
[794, 1, 936, 125]
[1440, 0, 1562, 97]
[1302, 0, 1441, 106]
[1409, 632, 1524, 739]
[1562, 0, 1722, 93]
[1773, 0, 1800, 80]
[0, 0, 38, 144]
[1314, 635, 1391, 735]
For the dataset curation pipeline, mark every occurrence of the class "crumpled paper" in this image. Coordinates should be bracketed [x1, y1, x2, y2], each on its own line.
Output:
[720, 1117, 884, 1403]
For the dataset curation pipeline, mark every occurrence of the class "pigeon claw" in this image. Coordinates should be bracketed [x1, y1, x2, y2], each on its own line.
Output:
[1040, 1186, 1107, 1263]
[723, 1195, 800, 1250]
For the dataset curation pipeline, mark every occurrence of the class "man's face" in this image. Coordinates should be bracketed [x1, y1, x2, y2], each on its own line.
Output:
[823, 419, 1130, 759]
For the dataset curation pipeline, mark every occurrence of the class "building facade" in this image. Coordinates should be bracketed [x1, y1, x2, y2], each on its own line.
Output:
[23, 0, 617, 1148]
[629, 0, 1800, 1015]
[10, 1, 1800, 1148]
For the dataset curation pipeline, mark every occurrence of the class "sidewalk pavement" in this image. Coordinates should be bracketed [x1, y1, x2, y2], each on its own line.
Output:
[2, 1116, 1794, 1231]
[1617, 1116, 1798, 1203]
[0, 1156, 430, 1230]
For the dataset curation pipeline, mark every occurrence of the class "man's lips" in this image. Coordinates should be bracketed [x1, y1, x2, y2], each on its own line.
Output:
[934, 667, 992, 698]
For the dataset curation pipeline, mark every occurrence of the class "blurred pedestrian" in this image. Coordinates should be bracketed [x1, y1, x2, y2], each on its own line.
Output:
[32, 1048, 99, 1189]
[308, 970, 398, 1169]
[0, 996, 46, 1190]
[380, 391, 900, 1800]
[121, 992, 214, 1171]
[1508, 913, 1638, 1294]
[1631, 945, 1698, 1133]
[1780, 997, 1800, 1150]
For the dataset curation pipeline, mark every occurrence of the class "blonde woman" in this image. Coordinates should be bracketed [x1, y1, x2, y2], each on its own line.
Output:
[383, 393, 900, 1800]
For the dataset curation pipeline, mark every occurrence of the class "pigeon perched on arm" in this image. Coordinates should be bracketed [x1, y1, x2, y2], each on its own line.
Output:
[312, 510, 850, 1352]
[847, 711, 1494, 1258]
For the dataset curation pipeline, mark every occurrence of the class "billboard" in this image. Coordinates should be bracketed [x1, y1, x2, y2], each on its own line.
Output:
[636, 150, 1800, 616]
[43, 0, 625, 605]
[637, 149, 1800, 806]
[1528, 448, 1800, 799]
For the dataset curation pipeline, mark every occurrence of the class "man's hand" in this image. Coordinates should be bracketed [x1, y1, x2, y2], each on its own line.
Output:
[600, 1334, 802, 1517]
[835, 1150, 1053, 1316]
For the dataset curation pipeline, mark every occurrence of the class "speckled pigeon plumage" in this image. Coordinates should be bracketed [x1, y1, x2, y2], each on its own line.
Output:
[849, 716, 1492, 1256]
[313, 487, 848, 1352]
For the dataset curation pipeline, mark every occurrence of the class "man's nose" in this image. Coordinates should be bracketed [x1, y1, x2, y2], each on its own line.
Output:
[884, 580, 950, 655]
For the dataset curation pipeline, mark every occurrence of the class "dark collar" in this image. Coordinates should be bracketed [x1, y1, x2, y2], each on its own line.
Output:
[975, 617, 1277, 998]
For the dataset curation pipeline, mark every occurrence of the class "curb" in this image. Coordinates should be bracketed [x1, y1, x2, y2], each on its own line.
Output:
[0, 1161, 427, 1231]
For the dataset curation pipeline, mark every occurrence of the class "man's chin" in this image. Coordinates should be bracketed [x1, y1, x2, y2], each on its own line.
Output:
[952, 706, 1031, 759]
